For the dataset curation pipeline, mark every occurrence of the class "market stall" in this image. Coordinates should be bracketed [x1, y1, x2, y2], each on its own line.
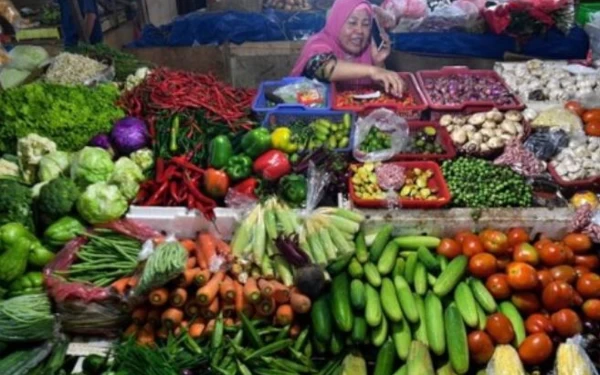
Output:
[1, 34, 600, 375]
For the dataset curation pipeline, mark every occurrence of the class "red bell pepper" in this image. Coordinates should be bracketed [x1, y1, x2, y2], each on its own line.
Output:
[253, 150, 291, 181]
[232, 177, 259, 200]
[203, 168, 230, 198]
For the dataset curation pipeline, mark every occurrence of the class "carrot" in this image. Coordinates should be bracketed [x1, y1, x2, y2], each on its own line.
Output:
[196, 271, 225, 305]
[186, 256, 197, 269]
[184, 301, 200, 318]
[257, 297, 276, 317]
[197, 232, 217, 266]
[111, 277, 130, 295]
[258, 279, 274, 297]
[224, 317, 236, 327]
[272, 281, 290, 304]
[234, 281, 246, 313]
[156, 326, 169, 340]
[202, 297, 219, 320]
[124, 323, 139, 338]
[189, 321, 205, 338]
[136, 323, 155, 347]
[195, 243, 208, 269]
[290, 289, 312, 314]
[170, 288, 188, 308]
[274, 304, 294, 326]
[194, 269, 212, 288]
[203, 319, 216, 337]
[149, 288, 169, 306]
[161, 308, 184, 329]
[243, 278, 261, 304]
[132, 307, 148, 325]
[243, 304, 255, 318]
[289, 324, 301, 339]
[219, 276, 236, 303]
[215, 238, 231, 257]
[179, 268, 201, 287]
[147, 309, 161, 327]
[180, 239, 197, 253]
[128, 275, 139, 288]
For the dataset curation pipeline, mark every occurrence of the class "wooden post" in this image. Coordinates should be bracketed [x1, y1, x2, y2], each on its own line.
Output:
[67, 0, 90, 43]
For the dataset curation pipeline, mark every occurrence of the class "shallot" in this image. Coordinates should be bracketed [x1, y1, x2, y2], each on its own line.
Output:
[422, 74, 516, 106]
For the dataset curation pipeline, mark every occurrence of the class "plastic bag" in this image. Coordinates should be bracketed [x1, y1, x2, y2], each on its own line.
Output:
[410, 2, 484, 32]
[524, 128, 569, 160]
[382, 0, 429, 19]
[273, 78, 327, 108]
[352, 108, 409, 162]
[43, 219, 160, 336]
[531, 107, 583, 134]
[494, 140, 547, 177]
[555, 335, 599, 375]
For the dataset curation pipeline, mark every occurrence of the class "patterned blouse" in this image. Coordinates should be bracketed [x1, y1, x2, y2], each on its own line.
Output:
[302, 53, 338, 82]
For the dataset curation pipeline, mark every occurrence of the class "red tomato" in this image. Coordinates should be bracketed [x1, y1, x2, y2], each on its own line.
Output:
[551, 308, 583, 337]
[455, 230, 475, 244]
[507, 262, 539, 291]
[563, 233, 592, 254]
[469, 253, 497, 279]
[542, 281, 575, 312]
[436, 238, 462, 259]
[574, 265, 591, 278]
[538, 242, 569, 267]
[486, 313, 515, 344]
[513, 243, 540, 266]
[582, 299, 600, 321]
[583, 109, 600, 123]
[525, 313, 554, 334]
[585, 122, 600, 137]
[576, 273, 600, 298]
[496, 257, 511, 271]
[507, 228, 530, 247]
[467, 331, 495, 364]
[537, 270, 554, 290]
[512, 293, 541, 315]
[534, 238, 552, 252]
[550, 265, 577, 284]
[573, 290, 584, 306]
[564, 246, 575, 265]
[462, 234, 485, 257]
[565, 101, 585, 116]
[479, 229, 509, 255]
[486, 274, 512, 300]
[518, 333, 553, 365]
[574, 255, 600, 271]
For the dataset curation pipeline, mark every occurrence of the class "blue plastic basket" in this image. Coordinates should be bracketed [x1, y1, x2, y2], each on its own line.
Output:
[252, 77, 333, 119]
[262, 109, 355, 153]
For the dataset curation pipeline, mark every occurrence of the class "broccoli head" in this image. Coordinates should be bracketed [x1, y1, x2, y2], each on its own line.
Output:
[38, 177, 80, 220]
[0, 179, 34, 231]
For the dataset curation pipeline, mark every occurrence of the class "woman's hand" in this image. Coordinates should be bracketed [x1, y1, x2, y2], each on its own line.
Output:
[369, 66, 405, 97]
[371, 32, 392, 66]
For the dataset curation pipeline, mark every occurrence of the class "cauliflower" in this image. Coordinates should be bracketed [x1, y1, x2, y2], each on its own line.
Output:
[17, 134, 57, 184]
[0, 159, 20, 178]
[38, 177, 80, 221]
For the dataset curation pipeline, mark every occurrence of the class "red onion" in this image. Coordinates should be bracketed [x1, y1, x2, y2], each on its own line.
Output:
[423, 74, 515, 106]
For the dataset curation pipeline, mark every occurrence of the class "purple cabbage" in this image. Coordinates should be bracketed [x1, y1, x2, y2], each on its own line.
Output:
[110, 117, 150, 155]
[89, 133, 115, 156]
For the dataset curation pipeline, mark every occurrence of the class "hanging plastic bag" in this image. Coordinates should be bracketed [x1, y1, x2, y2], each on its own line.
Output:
[353, 108, 410, 162]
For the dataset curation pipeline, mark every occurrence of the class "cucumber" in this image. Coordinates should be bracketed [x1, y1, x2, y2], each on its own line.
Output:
[394, 365, 408, 375]
[427, 273, 437, 287]
[417, 246, 439, 271]
[433, 255, 468, 297]
[370, 224, 393, 262]
[392, 320, 412, 361]
[355, 230, 369, 264]
[413, 294, 428, 346]
[469, 278, 497, 314]
[394, 236, 441, 249]
[454, 282, 479, 328]
[475, 300, 487, 331]
[393, 258, 405, 278]
[365, 284, 383, 327]
[414, 262, 428, 296]
[327, 253, 353, 276]
[352, 316, 368, 343]
[374, 339, 396, 375]
[331, 273, 353, 333]
[377, 241, 400, 275]
[394, 275, 419, 323]
[311, 295, 332, 343]
[425, 292, 446, 356]
[437, 363, 458, 375]
[444, 303, 469, 375]
[350, 279, 366, 310]
[371, 316, 389, 347]
[381, 278, 403, 322]
[364, 262, 382, 287]
[348, 258, 364, 279]
[330, 332, 344, 355]
[438, 254, 449, 272]
[406, 340, 435, 375]
[404, 253, 418, 284]
[499, 301, 526, 347]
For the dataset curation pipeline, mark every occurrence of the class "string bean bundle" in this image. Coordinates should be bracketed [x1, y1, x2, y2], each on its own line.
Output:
[0, 294, 54, 342]
[135, 240, 187, 294]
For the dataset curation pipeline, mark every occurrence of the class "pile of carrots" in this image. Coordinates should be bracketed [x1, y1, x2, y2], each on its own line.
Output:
[123, 232, 313, 346]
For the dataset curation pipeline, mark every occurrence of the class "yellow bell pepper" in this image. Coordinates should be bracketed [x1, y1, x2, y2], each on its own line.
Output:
[271, 127, 298, 154]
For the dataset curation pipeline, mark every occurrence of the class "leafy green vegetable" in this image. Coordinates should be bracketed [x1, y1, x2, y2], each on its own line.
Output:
[71, 147, 114, 188]
[0, 83, 124, 154]
[130, 148, 154, 172]
[0, 179, 34, 231]
[77, 182, 128, 224]
[38, 177, 80, 221]
[38, 151, 71, 182]
[110, 157, 144, 200]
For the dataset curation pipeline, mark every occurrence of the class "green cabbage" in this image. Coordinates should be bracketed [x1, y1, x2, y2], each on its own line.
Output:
[76, 182, 128, 224]
[130, 148, 154, 172]
[0, 68, 30, 89]
[37, 151, 70, 182]
[110, 157, 144, 200]
[7, 46, 49, 71]
[70, 147, 114, 188]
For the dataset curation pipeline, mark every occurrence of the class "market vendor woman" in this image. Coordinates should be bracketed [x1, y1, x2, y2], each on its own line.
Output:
[291, 0, 404, 96]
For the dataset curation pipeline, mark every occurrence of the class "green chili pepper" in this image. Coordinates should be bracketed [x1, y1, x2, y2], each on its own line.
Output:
[8, 271, 44, 297]
[241, 128, 272, 159]
[209, 135, 234, 169]
[170, 115, 180, 153]
[225, 155, 253, 181]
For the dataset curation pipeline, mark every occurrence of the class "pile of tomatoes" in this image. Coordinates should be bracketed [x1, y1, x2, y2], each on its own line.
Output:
[436, 228, 600, 367]
[565, 101, 600, 137]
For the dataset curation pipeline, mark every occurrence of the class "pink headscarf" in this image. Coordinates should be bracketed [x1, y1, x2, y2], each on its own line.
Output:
[291, 0, 373, 81]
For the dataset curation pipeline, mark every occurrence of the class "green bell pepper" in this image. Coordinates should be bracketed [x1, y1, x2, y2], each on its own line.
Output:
[8, 271, 44, 297]
[43, 216, 85, 247]
[241, 128, 272, 159]
[209, 135, 233, 169]
[279, 174, 307, 205]
[28, 241, 55, 268]
[0, 222, 35, 249]
[225, 155, 253, 181]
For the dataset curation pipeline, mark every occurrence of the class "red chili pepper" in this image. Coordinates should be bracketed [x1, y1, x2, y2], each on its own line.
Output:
[170, 156, 205, 175]
[145, 181, 169, 206]
[253, 150, 292, 181]
[231, 178, 259, 200]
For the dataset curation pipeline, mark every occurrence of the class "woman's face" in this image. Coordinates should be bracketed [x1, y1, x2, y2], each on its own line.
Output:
[339, 8, 371, 55]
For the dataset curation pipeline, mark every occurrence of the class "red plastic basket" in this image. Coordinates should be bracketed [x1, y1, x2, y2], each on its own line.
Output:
[416, 67, 524, 118]
[393, 121, 456, 161]
[547, 163, 600, 189]
[332, 72, 428, 120]
[348, 161, 451, 209]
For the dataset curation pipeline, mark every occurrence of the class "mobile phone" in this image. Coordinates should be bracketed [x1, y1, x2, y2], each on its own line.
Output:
[371, 18, 384, 50]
